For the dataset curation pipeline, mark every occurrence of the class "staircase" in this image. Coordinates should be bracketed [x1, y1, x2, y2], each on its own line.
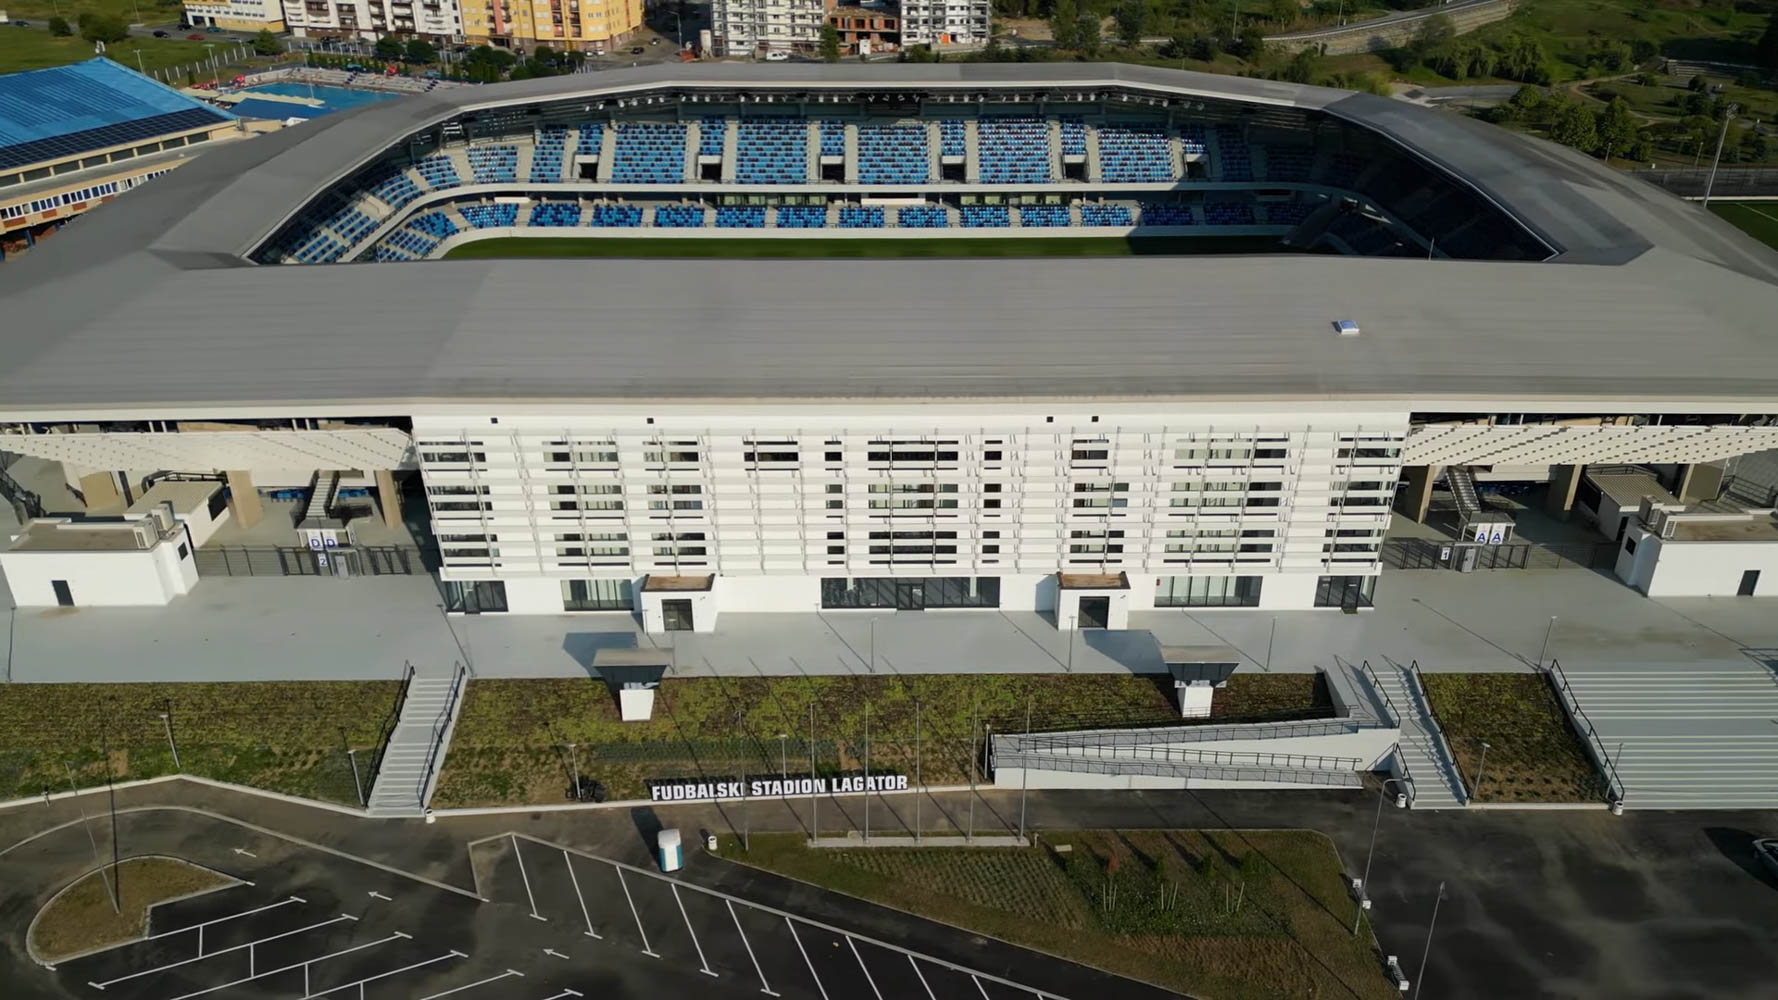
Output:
[303, 471, 339, 523]
[367, 666, 468, 817]
[1364, 663, 1467, 808]
[1443, 465, 1483, 519]
[1558, 664, 1778, 809]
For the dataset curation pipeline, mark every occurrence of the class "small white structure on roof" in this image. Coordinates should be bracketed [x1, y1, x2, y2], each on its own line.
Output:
[0, 481, 225, 607]
[1616, 499, 1778, 597]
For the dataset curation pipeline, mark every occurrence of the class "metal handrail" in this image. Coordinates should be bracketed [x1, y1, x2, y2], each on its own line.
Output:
[1031, 741, 1363, 772]
[1011, 716, 1371, 751]
[1392, 741, 1418, 806]
[1545, 658, 1626, 806]
[994, 749, 1362, 787]
[418, 662, 468, 810]
[1359, 659, 1400, 728]
[1407, 660, 1468, 806]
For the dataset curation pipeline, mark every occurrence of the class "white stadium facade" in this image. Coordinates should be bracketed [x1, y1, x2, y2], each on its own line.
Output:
[4, 63, 1778, 622]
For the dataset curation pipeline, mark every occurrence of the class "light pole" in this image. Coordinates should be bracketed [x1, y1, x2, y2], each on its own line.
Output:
[862, 701, 870, 842]
[1702, 103, 1740, 208]
[1353, 775, 1409, 934]
[869, 617, 876, 674]
[914, 698, 922, 843]
[346, 748, 364, 807]
[1066, 616, 1075, 672]
[808, 702, 817, 843]
[1017, 697, 1032, 843]
[1412, 881, 1447, 1000]
[1537, 615, 1557, 669]
[564, 742, 580, 798]
[1472, 740, 1491, 803]
[64, 764, 119, 914]
[777, 732, 788, 783]
[157, 709, 181, 770]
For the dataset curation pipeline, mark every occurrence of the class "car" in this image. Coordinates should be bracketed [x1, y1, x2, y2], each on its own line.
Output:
[10, 19, 29, 26]
[152, 29, 168, 36]
[629, 45, 644, 54]
[204, 24, 221, 32]
[1757, 838, 1778, 881]
[763, 49, 790, 61]
[186, 32, 204, 39]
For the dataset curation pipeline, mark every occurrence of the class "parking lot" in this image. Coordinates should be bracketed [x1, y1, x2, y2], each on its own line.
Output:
[470, 832, 1075, 1000]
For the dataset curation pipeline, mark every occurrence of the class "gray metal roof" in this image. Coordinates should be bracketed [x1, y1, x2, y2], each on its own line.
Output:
[3, 62, 1778, 415]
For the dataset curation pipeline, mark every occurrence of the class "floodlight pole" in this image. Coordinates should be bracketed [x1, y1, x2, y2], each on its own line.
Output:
[777, 733, 788, 784]
[862, 701, 870, 842]
[1537, 615, 1557, 669]
[808, 702, 817, 843]
[565, 742, 580, 798]
[914, 698, 922, 842]
[65, 763, 119, 914]
[157, 709, 181, 770]
[869, 617, 876, 674]
[346, 748, 364, 807]
[1702, 104, 1739, 208]
[1017, 697, 1031, 842]
[1353, 776, 1408, 935]
[1412, 881, 1447, 1000]
[1473, 741, 1491, 803]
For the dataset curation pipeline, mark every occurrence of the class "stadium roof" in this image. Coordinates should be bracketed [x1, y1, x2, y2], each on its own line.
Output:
[0, 58, 234, 171]
[2, 62, 1778, 416]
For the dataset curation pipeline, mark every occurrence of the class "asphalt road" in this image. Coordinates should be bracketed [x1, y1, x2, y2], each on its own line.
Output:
[2, 782, 1776, 999]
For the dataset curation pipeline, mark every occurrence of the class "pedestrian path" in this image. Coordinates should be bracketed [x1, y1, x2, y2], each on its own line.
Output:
[1363, 662, 1467, 809]
[367, 667, 467, 817]
[1559, 661, 1778, 809]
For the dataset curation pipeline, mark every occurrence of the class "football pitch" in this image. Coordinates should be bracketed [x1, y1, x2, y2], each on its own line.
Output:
[1708, 200, 1778, 250]
[442, 234, 1287, 260]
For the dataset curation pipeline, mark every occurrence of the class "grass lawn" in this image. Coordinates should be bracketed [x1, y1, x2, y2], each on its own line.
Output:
[1, 0, 185, 24]
[1709, 201, 1778, 251]
[28, 856, 237, 963]
[0, 682, 403, 805]
[432, 673, 1331, 806]
[0, 26, 228, 75]
[729, 829, 1394, 1000]
[1419, 673, 1606, 803]
[440, 234, 1287, 261]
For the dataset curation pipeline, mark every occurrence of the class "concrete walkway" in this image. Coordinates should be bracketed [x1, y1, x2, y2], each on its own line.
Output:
[3, 566, 1777, 682]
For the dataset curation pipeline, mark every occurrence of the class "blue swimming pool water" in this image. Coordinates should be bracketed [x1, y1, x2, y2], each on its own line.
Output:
[234, 83, 400, 119]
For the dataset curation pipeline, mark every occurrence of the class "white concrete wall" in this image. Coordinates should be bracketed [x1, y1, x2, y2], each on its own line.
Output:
[1258, 572, 1320, 611]
[640, 588, 717, 632]
[180, 498, 230, 550]
[503, 577, 569, 614]
[1629, 534, 1778, 597]
[0, 544, 196, 607]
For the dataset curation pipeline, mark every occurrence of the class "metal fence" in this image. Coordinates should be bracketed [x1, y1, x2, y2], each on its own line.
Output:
[192, 545, 434, 578]
[1380, 538, 1615, 571]
[1632, 167, 1778, 199]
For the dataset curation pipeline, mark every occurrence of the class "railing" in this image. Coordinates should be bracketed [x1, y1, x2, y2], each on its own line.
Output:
[193, 544, 435, 578]
[366, 661, 417, 799]
[1358, 659, 1400, 728]
[1392, 742, 1418, 807]
[1406, 660, 1467, 806]
[1545, 658, 1626, 807]
[1028, 740, 1362, 772]
[0, 453, 43, 522]
[993, 749, 1362, 787]
[1010, 717, 1373, 751]
[1632, 166, 1778, 199]
[1380, 538, 1615, 572]
[417, 662, 469, 810]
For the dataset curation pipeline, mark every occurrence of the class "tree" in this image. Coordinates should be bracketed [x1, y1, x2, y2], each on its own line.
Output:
[463, 44, 515, 83]
[1114, 0, 1145, 48]
[252, 28, 281, 56]
[1687, 74, 1707, 92]
[903, 43, 936, 63]
[80, 14, 128, 44]
[1595, 96, 1638, 160]
[374, 35, 405, 61]
[1550, 101, 1598, 153]
[1759, 11, 1778, 75]
[1049, 0, 1080, 51]
[1280, 47, 1320, 84]
[819, 22, 841, 62]
[47, 15, 70, 36]
[1402, 13, 1453, 68]
[1075, 9, 1101, 56]
[406, 38, 437, 63]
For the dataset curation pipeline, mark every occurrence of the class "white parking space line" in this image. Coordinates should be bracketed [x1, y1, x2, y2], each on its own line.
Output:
[160, 931, 409, 1000]
[908, 956, 938, 1000]
[847, 938, 884, 1000]
[535, 991, 585, 999]
[615, 867, 660, 959]
[563, 850, 601, 939]
[88, 914, 357, 989]
[973, 974, 993, 1000]
[510, 834, 547, 922]
[671, 883, 718, 978]
[787, 919, 829, 1000]
[727, 900, 779, 997]
[416, 968, 526, 999]
[303, 950, 468, 998]
[148, 896, 306, 944]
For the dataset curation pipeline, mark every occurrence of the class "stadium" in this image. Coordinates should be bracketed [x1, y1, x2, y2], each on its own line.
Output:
[4, 63, 1778, 623]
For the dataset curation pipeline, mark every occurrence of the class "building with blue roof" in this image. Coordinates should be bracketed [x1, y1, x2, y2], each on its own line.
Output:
[1, 59, 243, 261]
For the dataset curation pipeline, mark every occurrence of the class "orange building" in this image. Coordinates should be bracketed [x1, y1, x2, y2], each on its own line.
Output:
[827, 4, 898, 53]
[460, 0, 645, 53]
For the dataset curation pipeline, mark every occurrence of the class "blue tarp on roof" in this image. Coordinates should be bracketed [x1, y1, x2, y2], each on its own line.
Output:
[228, 98, 324, 121]
[0, 58, 233, 170]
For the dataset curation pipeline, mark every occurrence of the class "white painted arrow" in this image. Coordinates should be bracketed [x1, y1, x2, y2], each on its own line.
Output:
[368, 891, 393, 901]
[542, 948, 570, 960]
[232, 848, 257, 858]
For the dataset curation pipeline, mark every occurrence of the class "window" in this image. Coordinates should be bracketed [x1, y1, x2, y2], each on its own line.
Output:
[562, 578, 633, 611]
[867, 483, 960, 509]
[1155, 575, 1263, 608]
[745, 449, 800, 463]
[444, 580, 508, 613]
[178, 542, 190, 559]
[421, 450, 485, 463]
[1315, 575, 1377, 609]
[647, 484, 703, 511]
[820, 576, 1000, 609]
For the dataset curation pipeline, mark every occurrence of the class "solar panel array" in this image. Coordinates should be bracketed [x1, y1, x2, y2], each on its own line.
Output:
[0, 59, 232, 171]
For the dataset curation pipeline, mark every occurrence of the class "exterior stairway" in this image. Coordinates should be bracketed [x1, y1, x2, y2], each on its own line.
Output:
[367, 667, 467, 817]
[1558, 663, 1778, 809]
[1363, 663, 1467, 808]
[303, 471, 339, 522]
[1443, 465, 1483, 519]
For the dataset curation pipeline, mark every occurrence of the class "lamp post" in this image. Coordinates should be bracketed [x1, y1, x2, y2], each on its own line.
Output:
[157, 710, 181, 770]
[862, 701, 870, 843]
[1066, 616, 1075, 672]
[1017, 697, 1031, 843]
[346, 748, 364, 807]
[1352, 775, 1409, 934]
[1472, 740, 1491, 803]
[777, 732, 788, 783]
[1702, 103, 1740, 208]
[1537, 615, 1557, 669]
[564, 742, 580, 798]
[1412, 881, 1447, 1000]
[64, 764, 119, 914]
[914, 698, 922, 843]
[808, 702, 817, 843]
[869, 617, 876, 674]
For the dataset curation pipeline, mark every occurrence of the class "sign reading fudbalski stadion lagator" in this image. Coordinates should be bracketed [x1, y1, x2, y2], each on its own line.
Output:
[648, 773, 910, 803]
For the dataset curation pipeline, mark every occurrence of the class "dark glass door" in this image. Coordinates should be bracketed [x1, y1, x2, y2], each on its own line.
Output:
[1078, 596, 1110, 629]
[663, 599, 694, 631]
[895, 581, 924, 610]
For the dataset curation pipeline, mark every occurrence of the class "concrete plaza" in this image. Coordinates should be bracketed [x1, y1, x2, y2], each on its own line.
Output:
[3, 562, 1776, 683]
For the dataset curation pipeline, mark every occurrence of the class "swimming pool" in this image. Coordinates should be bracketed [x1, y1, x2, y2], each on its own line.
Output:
[232, 82, 401, 119]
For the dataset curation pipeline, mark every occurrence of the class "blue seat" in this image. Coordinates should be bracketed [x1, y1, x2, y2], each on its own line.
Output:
[410, 210, 458, 238]
[699, 116, 727, 157]
[1059, 116, 1086, 157]
[611, 123, 687, 183]
[415, 155, 461, 190]
[976, 117, 1049, 183]
[1260, 143, 1314, 182]
[897, 205, 947, 228]
[1140, 203, 1195, 226]
[459, 203, 518, 228]
[819, 120, 845, 157]
[857, 123, 927, 184]
[1204, 200, 1256, 225]
[467, 144, 518, 184]
[591, 204, 643, 227]
[370, 171, 423, 209]
[1214, 125, 1253, 182]
[576, 122, 604, 156]
[653, 204, 705, 227]
[716, 206, 766, 228]
[1079, 203, 1133, 227]
[775, 205, 827, 228]
[1098, 123, 1173, 183]
[960, 204, 1010, 228]
[529, 201, 581, 227]
[530, 127, 568, 183]
[1263, 200, 1314, 226]
[736, 119, 808, 184]
[939, 120, 966, 158]
[838, 205, 884, 228]
[1019, 204, 1069, 227]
